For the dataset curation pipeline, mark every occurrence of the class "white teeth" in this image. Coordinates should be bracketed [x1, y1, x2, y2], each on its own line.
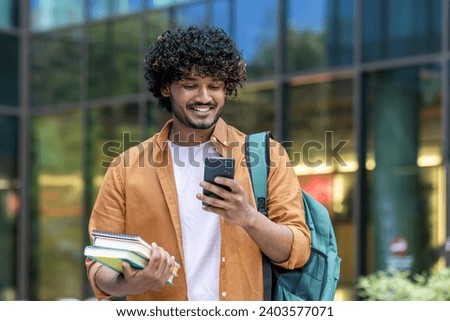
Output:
[194, 107, 210, 112]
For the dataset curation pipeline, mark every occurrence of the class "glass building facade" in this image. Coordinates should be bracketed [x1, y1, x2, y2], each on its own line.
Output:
[0, 0, 448, 300]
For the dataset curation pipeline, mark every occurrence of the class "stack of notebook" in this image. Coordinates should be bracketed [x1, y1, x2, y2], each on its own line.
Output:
[84, 230, 180, 285]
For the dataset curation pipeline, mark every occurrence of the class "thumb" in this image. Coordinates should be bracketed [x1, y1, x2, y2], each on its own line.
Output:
[121, 261, 133, 276]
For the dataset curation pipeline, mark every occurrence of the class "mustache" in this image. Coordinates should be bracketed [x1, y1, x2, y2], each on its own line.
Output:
[187, 102, 217, 109]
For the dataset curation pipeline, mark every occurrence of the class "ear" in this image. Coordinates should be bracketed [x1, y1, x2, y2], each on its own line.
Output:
[161, 85, 170, 97]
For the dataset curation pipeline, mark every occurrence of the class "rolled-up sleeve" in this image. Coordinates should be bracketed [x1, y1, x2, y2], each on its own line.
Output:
[266, 141, 311, 269]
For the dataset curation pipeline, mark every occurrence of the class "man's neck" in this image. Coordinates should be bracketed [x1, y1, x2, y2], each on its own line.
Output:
[169, 126, 215, 146]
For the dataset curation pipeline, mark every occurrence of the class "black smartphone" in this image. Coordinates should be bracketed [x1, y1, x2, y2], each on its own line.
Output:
[202, 157, 235, 201]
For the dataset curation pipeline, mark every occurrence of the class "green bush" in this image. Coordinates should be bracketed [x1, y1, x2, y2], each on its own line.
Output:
[357, 267, 450, 301]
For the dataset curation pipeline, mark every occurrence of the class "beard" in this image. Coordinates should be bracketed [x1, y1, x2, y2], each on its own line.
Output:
[172, 101, 224, 130]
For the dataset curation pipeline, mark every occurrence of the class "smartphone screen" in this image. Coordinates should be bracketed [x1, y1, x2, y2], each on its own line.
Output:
[202, 157, 235, 201]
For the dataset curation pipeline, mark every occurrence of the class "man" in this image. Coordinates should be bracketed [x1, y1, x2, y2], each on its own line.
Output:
[86, 25, 311, 301]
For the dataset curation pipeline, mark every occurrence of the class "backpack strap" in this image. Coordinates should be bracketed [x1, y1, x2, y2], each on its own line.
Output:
[245, 131, 272, 301]
[245, 131, 271, 214]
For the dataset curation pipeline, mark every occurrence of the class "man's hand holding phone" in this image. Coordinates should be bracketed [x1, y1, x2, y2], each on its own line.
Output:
[201, 157, 235, 205]
[197, 156, 257, 227]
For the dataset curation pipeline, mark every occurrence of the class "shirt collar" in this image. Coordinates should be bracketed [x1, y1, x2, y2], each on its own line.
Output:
[209, 118, 229, 147]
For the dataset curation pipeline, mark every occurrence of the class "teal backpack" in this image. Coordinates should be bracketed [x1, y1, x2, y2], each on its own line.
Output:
[245, 131, 341, 301]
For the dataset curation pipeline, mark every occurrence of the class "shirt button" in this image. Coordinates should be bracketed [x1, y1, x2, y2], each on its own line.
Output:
[223, 140, 227, 146]
[221, 291, 227, 298]
[211, 137, 217, 142]
[221, 257, 226, 263]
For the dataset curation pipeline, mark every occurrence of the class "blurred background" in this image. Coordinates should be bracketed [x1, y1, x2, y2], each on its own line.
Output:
[0, 0, 449, 301]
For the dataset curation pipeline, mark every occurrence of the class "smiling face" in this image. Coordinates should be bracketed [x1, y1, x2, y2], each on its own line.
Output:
[162, 74, 226, 143]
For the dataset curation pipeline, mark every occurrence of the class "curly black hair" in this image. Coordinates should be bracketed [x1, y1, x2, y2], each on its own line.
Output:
[143, 25, 247, 112]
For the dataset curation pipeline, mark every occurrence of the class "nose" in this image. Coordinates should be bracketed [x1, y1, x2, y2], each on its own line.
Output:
[195, 86, 212, 103]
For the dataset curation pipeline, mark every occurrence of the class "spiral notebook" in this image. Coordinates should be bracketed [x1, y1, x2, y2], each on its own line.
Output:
[86, 230, 180, 285]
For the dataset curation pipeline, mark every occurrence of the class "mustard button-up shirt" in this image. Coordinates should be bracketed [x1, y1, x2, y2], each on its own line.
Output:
[86, 118, 311, 301]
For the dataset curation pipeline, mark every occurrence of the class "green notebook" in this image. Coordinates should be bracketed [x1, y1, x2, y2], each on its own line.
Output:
[84, 245, 147, 273]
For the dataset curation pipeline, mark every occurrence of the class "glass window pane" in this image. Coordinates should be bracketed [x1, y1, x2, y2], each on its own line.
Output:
[173, 2, 208, 27]
[221, 83, 276, 134]
[290, 78, 355, 173]
[0, 0, 17, 28]
[144, 10, 170, 45]
[88, 22, 110, 99]
[88, 17, 141, 99]
[31, 28, 81, 107]
[31, 0, 83, 31]
[0, 33, 18, 106]
[236, 0, 277, 79]
[89, 104, 141, 200]
[290, 77, 355, 300]
[88, 0, 143, 21]
[287, 0, 354, 71]
[362, 0, 441, 62]
[31, 111, 83, 300]
[212, 0, 232, 35]
[0, 116, 18, 300]
[146, 100, 171, 137]
[364, 65, 443, 273]
[148, 0, 194, 9]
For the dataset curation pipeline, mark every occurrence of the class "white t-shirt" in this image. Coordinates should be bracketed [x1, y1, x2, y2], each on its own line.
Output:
[169, 141, 221, 301]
